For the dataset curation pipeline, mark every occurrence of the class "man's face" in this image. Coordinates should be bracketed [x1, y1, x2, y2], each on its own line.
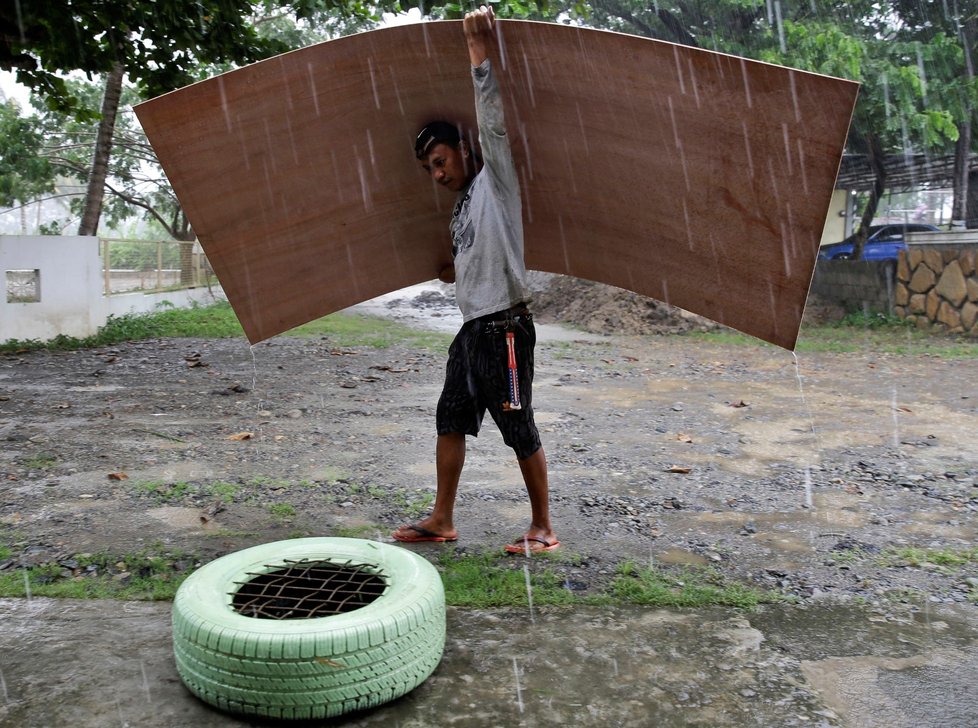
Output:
[420, 142, 471, 192]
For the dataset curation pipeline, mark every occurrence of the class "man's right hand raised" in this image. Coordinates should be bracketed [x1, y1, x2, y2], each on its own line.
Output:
[463, 5, 495, 67]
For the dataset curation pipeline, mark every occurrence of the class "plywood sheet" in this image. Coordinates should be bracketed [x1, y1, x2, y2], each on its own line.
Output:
[135, 20, 858, 349]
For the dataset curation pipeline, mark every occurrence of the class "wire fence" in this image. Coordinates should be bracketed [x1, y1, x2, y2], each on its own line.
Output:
[100, 238, 216, 295]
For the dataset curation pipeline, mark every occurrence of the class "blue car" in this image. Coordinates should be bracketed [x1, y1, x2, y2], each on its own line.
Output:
[818, 223, 940, 261]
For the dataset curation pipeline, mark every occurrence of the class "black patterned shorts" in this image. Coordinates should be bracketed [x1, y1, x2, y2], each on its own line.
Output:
[436, 312, 541, 460]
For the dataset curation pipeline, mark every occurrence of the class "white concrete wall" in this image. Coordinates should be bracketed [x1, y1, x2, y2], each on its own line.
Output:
[820, 189, 851, 246]
[1, 235, 223, 342]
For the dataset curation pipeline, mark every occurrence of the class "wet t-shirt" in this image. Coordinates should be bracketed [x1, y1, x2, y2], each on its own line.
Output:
[450, 59, 527, 321]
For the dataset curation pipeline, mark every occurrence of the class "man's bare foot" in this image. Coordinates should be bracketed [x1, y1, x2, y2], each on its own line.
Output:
[391, 522, 458, 543]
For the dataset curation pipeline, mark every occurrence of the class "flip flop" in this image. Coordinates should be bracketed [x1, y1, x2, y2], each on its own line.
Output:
[391, 524, 458, 543]
[504, 536, 561, 554]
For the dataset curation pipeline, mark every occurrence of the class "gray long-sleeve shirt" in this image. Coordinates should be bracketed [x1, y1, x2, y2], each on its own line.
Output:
[450, 59, 528, 322]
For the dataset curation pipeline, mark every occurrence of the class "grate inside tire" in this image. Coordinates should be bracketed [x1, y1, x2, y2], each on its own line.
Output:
[231, 559, 388, 619]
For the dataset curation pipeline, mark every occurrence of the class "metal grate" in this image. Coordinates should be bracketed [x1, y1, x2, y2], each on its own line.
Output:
[230, 559, 388, 620]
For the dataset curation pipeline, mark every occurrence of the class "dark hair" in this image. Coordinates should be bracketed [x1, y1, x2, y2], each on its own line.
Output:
[415, 121, 461, 159]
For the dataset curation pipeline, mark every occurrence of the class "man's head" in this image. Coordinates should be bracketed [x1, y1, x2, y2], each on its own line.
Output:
[415, 121, 474, 192]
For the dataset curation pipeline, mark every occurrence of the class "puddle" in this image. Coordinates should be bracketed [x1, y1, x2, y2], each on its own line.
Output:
[656, 548, 710, 566]
[67, 385, 126, 392]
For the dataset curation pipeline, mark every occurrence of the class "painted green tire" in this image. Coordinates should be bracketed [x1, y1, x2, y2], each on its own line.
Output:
[171, 537, 445, 720]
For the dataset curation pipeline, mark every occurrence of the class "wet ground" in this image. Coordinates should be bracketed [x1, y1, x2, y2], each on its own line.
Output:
[3, 597, 978, 727]
[1, 284, 978, 725]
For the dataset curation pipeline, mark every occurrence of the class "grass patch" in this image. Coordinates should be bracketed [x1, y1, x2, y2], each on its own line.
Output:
[830, 545, 978, 573]
[0, 301, 450, 353]
[204, 480, 241, 503]
[23, 452, 57, 470]
[608, 561, 773, 609]
[437, 552, 776, 609]
[883, 546, 978, 569]
[287, 311, 452, 350]
[0, 549, 197, 601]
[438, 551, 579, 608]
[0, 302, 241, 352]
[0, 542, 778, 609]
[690, 311, 978, 357]
[268, 503, 297, 520]
[132, 479, 192, 503]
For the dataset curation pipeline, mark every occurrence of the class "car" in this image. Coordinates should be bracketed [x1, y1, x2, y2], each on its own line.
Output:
[817, 223, 940, 261]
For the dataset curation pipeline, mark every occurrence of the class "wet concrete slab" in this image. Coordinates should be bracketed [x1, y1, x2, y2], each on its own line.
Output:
[2, 598, 977, 727]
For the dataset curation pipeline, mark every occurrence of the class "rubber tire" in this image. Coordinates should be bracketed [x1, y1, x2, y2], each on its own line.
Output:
[171, 537, 445, 720]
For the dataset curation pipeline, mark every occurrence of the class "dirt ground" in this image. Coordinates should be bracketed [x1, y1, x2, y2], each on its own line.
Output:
[2, 278, 977, 608]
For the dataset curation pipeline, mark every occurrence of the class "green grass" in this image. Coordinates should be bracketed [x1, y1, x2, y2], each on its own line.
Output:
[437, 552, 777, 609]
[204, 480, 241, 503]
[268, 503, 297, 520]
[0, 541, 780, 609]
[23, 452, 57, 470]
[5, 298, 973, 357]
[287, 311, 451, 350]
[0, 301, 450, 352]
[438, 551, 579, 608]
[883, 546, 978, 569]
[829, 545, 978, 573]
[0, 549, 196, 601]
[132, 479, 192, 503]
[607, 561, 773, 609]
[691, 311, 978, 357]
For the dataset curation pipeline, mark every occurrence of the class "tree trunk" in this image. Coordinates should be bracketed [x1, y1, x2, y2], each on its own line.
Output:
[959, 19, 976, 228]
[78, 63, 124, 236]
[968, 169, 978, 228]
[954, 122, 972, 226]
[850, 133, 887, 260]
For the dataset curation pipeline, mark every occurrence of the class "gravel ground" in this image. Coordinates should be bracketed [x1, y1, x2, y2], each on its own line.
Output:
[1, 290, 977, 609]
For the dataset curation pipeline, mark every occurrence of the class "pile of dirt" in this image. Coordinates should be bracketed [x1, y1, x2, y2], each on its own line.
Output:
[530, 274, 723, 336]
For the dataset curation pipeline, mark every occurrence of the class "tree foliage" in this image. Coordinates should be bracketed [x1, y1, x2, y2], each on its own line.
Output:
[0, 100, 54, 208]
[1, 1, 285, 118]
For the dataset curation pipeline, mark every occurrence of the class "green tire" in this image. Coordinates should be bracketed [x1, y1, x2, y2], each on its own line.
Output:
[171, 537, 445, 720]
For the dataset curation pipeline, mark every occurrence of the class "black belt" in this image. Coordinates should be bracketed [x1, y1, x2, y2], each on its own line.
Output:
[481, 304, 529, 321]
[480, 304, 532, 332]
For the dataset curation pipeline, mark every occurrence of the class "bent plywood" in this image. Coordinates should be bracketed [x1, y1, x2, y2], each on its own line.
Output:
[135, 20, 858, 349]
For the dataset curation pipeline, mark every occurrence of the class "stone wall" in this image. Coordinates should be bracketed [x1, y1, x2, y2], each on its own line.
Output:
[894, 237, 978, 336]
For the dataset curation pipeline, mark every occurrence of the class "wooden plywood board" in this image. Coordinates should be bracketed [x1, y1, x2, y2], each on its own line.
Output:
[135, 20, 858, 349]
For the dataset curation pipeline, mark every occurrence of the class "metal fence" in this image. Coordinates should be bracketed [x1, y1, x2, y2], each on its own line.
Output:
[100, 238, 216, 295]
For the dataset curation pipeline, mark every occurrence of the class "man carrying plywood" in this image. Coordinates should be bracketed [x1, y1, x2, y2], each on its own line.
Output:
[392, 6, 559, 556]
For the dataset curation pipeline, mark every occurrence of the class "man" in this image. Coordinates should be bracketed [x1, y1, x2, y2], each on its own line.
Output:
[392, 6, 559, 555]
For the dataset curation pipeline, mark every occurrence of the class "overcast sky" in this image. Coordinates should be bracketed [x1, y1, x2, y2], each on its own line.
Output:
[0, 70, 31, 106]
